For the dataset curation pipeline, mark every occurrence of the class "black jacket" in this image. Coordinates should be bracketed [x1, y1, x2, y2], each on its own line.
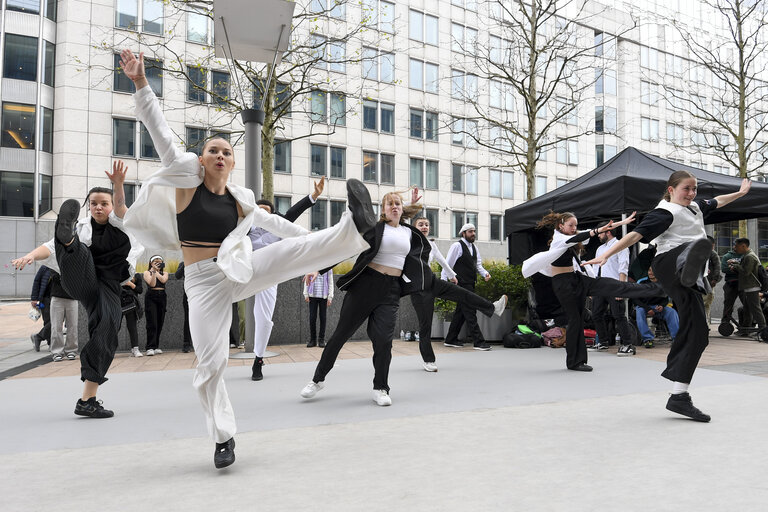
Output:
[281, 195, 313, 222]
[336, 221, 431, 296]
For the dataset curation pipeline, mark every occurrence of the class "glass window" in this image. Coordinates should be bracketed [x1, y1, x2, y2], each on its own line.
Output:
[536, 176, 547, 197]
[2, 103, 36, 149]
[362, 47, 377, 80]
[363, 151, 377, 182]
[490, 214, 502, 241]
[466, 120, 478, 148]
[114, 54, 135, 93]
[145, 58, 163, 97]
[363, 100, 377, 130]
[604, 107, 616, 133]
[425, 112, 438, 141]
[466, 167, 478, 194]
[187, 8, 209, 43]
[44, 0, 57, 20]
[452, 118, 463, 146]
[556, 140, 567, 164]
[310, 90, 327, 123]
[410, 158, 424, 188]
[330, 0, 345, 19]
[595, 106, 604, 133]
[452, 164, 464, 192]
[425, 63, 438, 93]
[490, 169, 501, 197]
[426, 160, 439, 189]
[425, 208, 439, 237]
[381, 53, 395, 83]
[380, 1, 394, 33]
[116, 0, 138, 29]
[4, 34, 38, 81]
[328, 41, 346, 73]
[311, 144, 327, 176]
[188, 66, 207, 102]
[452, 69, 463, 99]
[381, 103, 394, 133]
[410, 10, 423, 41]
[409, 59, 423, 90]
[113, 118, 135, 156]
[41, 107, 53, 153]
[211, 70, 229, 106]
[276, 82, 292, 117]
[410, 109, 423, 138]
[466, 213, 478, 233]
[568, 140, 579, 165]
[556, 178, 568, 188]
[7, 0, 40, 14]
[452, 211, 464, 237]
[331, 200, 346, 226]
[39, 173, 52, 215]
[503, 171, 514, 198]
[330, 146, 345, 178]
[452, 23, 464, 53]
[425, 15, 439, 45]
[0, 171, 34, 217]
[380, 154, 394, 184]
[139, 123, 159, 159]
[143, 0, 163, 34]
[185, 127, 206, 156]
[274, 139, 291, 173]
[43, 41, 55, 87]
[274, 195, 291, 215]
[330, 93, 346, 126]
[311, 199, 328, 231]
[123, 183, 137, 208]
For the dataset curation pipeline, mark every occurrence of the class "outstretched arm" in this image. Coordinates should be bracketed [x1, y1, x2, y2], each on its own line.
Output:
[106, 160, 128, 218]
[583, 231, 643, 267]
[11, 244, 52, 271]
[715, 179, 751, 208]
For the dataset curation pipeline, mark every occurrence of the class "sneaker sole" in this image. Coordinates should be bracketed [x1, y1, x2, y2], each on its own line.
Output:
[665, 404, 711, 422]
[443, 343, 464, 348]
[473, 346, 492, 351]
[680, 239, 712, 287]
[56, 199, 80, 244]
[346, 179, 376, 233]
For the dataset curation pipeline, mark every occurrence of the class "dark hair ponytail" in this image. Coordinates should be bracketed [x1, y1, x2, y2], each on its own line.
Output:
[663, 170, 696, 201]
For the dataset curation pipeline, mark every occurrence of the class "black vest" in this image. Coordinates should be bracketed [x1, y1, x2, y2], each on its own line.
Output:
[453, 240, 478, 285]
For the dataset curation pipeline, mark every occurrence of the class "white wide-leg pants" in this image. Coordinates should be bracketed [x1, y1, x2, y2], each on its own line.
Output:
[252, 285, 278, 358]
[184, 211, 368, 443]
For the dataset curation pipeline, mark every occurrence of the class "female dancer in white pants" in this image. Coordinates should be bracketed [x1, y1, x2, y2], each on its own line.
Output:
[119, 50, 374, 469]
[586, 171, 751, 421]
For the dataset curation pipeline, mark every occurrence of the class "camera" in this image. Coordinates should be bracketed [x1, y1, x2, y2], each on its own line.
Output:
[157, 261, 165, 271]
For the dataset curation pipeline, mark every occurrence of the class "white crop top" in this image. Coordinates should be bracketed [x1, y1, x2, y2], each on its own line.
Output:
[370, 224, 412, 269]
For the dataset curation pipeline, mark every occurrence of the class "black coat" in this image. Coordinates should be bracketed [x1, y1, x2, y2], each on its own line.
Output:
[336, 221, 432, 296]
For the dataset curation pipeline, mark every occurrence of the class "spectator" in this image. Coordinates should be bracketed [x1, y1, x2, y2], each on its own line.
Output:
[120, 273, 144, 357]
[29, 265, 52, 351]
[633, 267, 680, 348]
[720, 242, 744, 327]
[143, 255, 168, 356]
[703, 236, 722, 324]
[49, 270, 79, 361]
[304, 269, 334, 348]
[731, 238, 766, 336]
[175, 262, 193, 353]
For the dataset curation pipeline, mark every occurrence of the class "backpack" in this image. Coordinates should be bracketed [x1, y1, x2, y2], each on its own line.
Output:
[502, 333, 542, 349]
[758, 264, 768, 292]
[541, 326, 566, 348]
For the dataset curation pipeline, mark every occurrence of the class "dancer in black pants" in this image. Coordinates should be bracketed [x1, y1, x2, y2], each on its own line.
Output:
[121, 273, 144, 357]
[143, 255, 168, 356]
[175, 262, 193, 352]
[12, 160, 135, 418]
[523, 211, 659, 372]
[587, 171, 751, 421]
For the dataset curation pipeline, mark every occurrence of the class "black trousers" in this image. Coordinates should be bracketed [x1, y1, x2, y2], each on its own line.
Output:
[308, 297, 328, 342]
[721, 280, 745, 323]
[35, 296, 51, 342]
[551, 272, 662, 370]
[445, 281, 485, 346]
[229, 303, 240, 346]
[411, 277, 495, 362]
[652, 243, 709, 383]
[144, 290, 167, 350]
[313, 268, 400, 391]
[56, 237, 121, 385]
[122, 309, 139, 349]
[181, 292, 192, 349]
[592, 295, 637, 346]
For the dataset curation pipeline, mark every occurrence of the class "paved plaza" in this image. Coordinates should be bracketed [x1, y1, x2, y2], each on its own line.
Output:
[2, 301, 768, 511]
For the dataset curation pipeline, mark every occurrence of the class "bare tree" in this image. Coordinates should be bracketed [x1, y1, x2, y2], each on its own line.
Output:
[97, 0, 387, 202]
[457, 0, 632, 199]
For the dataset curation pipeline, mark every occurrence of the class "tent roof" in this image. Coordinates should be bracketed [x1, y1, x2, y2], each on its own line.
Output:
[505, 147, 768, 236]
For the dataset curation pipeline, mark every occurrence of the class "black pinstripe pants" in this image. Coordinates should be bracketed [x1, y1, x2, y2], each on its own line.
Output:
[56, 237, 121, 385]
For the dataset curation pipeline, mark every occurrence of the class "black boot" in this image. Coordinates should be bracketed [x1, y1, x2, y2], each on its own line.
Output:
[318, 338, 326, 348]
[307, 338, 317, 348]
[56, 199, 80, 245]
[346, 179, 376, 233]
[666, 392, 711, 422]
[214, 438, 235, 469]
[251, 357, 263, 381]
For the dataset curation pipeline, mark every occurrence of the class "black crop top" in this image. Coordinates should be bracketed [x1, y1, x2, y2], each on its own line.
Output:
[177, 184, 238, 246]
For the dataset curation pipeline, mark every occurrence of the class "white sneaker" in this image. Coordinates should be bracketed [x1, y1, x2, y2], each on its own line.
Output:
[131, 347, 143, 358]
[423, 362, 438, 372]
[373, 389, 392, 406]
[617, 344, 636, 357]
[300, 381, 324, 398]
[146, 349, 155, 356]
[493, 295, 508, 316]
[154, 349, 163, 355]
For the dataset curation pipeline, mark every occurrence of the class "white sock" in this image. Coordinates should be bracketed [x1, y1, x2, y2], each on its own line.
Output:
[671, 382, 689, 395]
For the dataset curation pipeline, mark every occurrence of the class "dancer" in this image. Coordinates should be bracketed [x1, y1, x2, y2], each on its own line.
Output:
[119, 49, 373, 469]
[586, 171, 751, 421]
[300, 189, 507, 404]
[120, 273, 144, 357]
[11, 160, 140, 418]
[523, 211, 659, 372]
[143, 255, 168, 356]
[410, 216, 507, 371]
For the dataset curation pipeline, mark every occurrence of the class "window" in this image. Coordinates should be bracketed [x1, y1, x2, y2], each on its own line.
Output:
[452, 23, 464, 53]
[595, 106, 616, 133]
[452, 211, 465, 237]
[115, 0, 162, 33]
[452, 164, 464, 192]
[144, 58, 163, 97]
[425, 112, 438, 141]
[426, 160, 439, 189]
[410, 109, 423, 138]
[331, 200, 346, 226]
[363, 100, 377, 130]
[363, 0, 394, 32]
[274, 139, 291, 173]
[536, 176, 547, 197]
[595, 144, 617, 166]
[143, 0, 163, 34]
[275, 83, 292, 117]
[466, 167, 478, 194]
[187, 66, 207, 102]
[211, 70, 229, 106]
[311, 199, 328, 231]
[640, 46, 659, 71]
[490, 170, 514, 198]
[116, 0, 138, 29]
[114, 54, 135, 93]
[568, 141, 579, 165]
[41, 107, 53, 153]
[595, 68, 616, 95]
[0, 171, 34, 216]
[381, 103, 394, 134]
[381, 154, 394, 184]
[556, 178, 568, 188]
[44, 0, 57, 20]
[409, 59, 438, 93]
[185, 127, 206, 156]
[556, 139, 578, 165]
[274, 196, 291, 215]
[113, 118, 136, 156]
[7, 0, 39, 13]
[363, 152, 394, 184]
[4, 34, 38, 81]
[139, 123, 159, 159]
[327, 41, 346, 73]
[363, 151, 377, 182]
[452, 118, 464, 146]
[666, 123, 684, 145]
[311, 144, 327, 176]
[466, 120, 478, 148]
[666, 54, 684, 75]
[187, 7, 209, 43]
[409, 10, 439, 45]
[641, 81, 658, 105]
[123, 183, 138, 208]
[490, 214, 502, 241]
[410, 158, 424, 188]
[43, 41, 55, 87]
[641, 117, 659, 141]
[330, 147, 345, 178]
[329, 93, 346, 126]
[310, 90, 327, 123]
[691, 130, 707, 146]
[1, 103, 35, 149]
[311, 0, 345, 19]
[424, 208, 439, 237]
[362, 48, 394, 82]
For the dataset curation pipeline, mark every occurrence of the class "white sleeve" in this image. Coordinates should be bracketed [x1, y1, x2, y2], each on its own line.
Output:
[431, 241, 456, 280]
[441, 243, 462, 280]
[327, 270, 334, 300]
[475, 246, 489, 278]
[617, 247, 630, 277]
[133, 85, 186, 167]
[251, 204, 309, 239]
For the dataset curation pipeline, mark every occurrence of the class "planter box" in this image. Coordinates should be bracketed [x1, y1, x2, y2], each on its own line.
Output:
[477, 309, 516, 341]
[431, 315, 445, 339]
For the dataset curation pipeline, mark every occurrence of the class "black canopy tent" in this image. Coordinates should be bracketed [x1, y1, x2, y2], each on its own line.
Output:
[504, 147, 768, 264]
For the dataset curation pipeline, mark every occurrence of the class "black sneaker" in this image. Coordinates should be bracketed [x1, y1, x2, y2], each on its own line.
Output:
[318, 339, 325, 348]
[444, 340, 464, 348]
[307, 339, 317, 348]
[473, 342, 492, 351]
[679, 239, 712, 288]
[56, 199, 80, 245]
[251, 357, 263, 381]
[666, 392, 711, 422]
[30, 334, 41, 352]
[74, 397, 114, 418]
[346, 179, 376, 233]
[214, 438, 236, 469]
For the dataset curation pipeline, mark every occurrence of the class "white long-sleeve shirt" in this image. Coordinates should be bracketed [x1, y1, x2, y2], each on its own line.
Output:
[123, 85, 309, 284]
[594, 237, 628, 280]
[428, 240, 457, 280]
[441, 238, 489, 281]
